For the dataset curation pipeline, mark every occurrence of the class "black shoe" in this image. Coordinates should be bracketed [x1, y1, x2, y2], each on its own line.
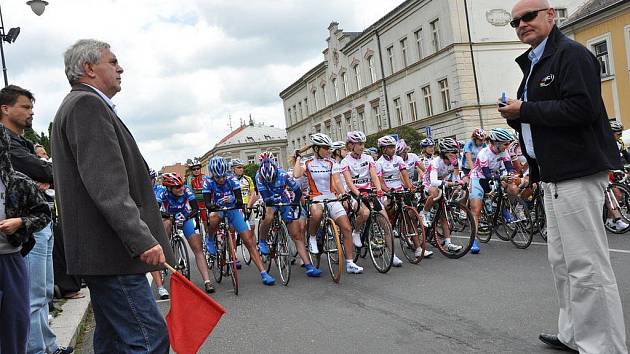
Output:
[539, 333, 577, 352]
[52, 346, 74, 354]
[204, 282, 215, 294]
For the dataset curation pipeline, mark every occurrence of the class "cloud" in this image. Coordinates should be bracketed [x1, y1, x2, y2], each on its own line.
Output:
[2, 0, 399, 168]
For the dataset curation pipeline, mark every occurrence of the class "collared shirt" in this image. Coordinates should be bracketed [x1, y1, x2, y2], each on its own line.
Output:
[521, 36, 548, 160]
[81, 83, 117, 113]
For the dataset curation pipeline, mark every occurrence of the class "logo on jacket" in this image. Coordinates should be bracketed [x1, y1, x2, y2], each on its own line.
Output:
[539, 74, 555, 87]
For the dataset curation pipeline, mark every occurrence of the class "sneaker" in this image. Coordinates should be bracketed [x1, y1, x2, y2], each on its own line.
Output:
[261, 271, 276, 285]
[158, 286, 169, 300]
[392, 255, 403, 267]
[470, 239, 480, 254]
[258, 240, 270, 255]
[52, 347, 74, 354]
[501, 208, 515, 223]
[346, 262, 364, 274]
[236, 260, 242, 270]
[352, 231, 362, 248]
[605, 218, 616, 230]
[309, 235, 319, 254]
[415, 248, 433, 257]
[447, 242, 463, 252]
[204, 281, 215, 294]
[615, 219, 629, 230]
[205, 237, 217, 256]
[304, 264, 322, 277]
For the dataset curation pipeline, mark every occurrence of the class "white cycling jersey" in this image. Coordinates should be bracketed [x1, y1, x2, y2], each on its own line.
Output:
[301, 156, 341, 197]
[423, 156, 460, 189]
[470, 146, 511, 179]
[340, 153, 376, 190]
[377, 155, 407, 190]
[402, 152, 422, 181]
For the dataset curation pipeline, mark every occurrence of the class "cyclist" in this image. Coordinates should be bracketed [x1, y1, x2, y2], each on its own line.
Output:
[377, 135, 419, 265]
[150, 168, 165, 200]
[610, 121, 630, 164]
[469, 128, 517, 254]
[418, 137, 435, 179]
[158, 172, 215, 294]
[203, 156, 276, 285]
[396, 139, 423, 183]
[461, 129, 486, 179]
[605, 121, 630, 231]
[230, 158, 259, 246]
[256, 158, 322, 277]
[293, 133, 364, 274]
[419, 138, 464, 252]
[187, 159, 210, 233]
[149, 168, 169, 299]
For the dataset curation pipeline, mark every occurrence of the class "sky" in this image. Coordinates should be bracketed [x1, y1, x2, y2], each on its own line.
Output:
[4, 0, 401, 169]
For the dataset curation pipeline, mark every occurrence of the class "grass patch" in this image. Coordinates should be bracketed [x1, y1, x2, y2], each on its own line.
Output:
[73, 305, 94, 354]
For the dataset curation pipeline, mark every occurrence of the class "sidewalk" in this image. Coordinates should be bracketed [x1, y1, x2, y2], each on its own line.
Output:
[50, 289, 91, 349]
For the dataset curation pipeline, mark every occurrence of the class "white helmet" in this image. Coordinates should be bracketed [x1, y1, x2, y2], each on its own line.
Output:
[438, 138, 459, 153]
[377, 135, 397, 147]
[310, 133, 333, 147]
[332, 141, 345, 151]
[488, 128, 514, 143]
[346, 131, 367, 143]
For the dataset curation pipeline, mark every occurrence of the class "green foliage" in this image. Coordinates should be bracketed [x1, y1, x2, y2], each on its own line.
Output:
[24, 126, 51, 156]
[243, 163, 259, 180]
[365, 126, 425, 153]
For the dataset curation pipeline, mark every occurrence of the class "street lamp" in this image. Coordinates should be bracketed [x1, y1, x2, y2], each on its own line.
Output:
[0, 1, 48, 87]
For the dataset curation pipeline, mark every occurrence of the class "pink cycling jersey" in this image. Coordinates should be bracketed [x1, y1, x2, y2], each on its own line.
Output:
[340, 153, 376, 190]
[470, 146, 511, 179]
[423, 156, 460, 189]
[377, 155, 407, 190]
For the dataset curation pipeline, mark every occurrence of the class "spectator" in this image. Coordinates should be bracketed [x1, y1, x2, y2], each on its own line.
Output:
[500, 1, 627, 352]
[0, 122, 51, 354]
[51, 39, 174, 353]
[0, 85, 72, 354]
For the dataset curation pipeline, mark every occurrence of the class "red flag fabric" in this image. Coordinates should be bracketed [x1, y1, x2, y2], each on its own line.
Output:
[166, 272, 226, 354]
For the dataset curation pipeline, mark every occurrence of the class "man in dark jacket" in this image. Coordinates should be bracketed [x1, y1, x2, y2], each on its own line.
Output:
[0, 122, 51, 354]
[500, 1, 627, 353]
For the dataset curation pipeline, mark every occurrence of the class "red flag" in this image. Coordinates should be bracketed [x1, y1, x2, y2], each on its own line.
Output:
[166, 272, 226, 354]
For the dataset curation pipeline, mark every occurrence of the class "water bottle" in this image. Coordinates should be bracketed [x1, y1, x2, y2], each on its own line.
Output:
[484, 198, 493, 213]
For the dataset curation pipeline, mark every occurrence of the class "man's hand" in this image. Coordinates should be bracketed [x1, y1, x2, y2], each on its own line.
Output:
[0, 218, 23, 235]
[140, 244, 165, 266]
[498, 98, 522, 120]
[36, 182, 50, 191]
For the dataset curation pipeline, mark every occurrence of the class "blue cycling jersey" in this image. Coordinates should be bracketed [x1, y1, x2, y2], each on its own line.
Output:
[152, 184, 166, 202]
[461, 139, 486, 169]
[202, 176, 241, 208]
[156, 186, 196, 218]
[255, 169, 301, 204]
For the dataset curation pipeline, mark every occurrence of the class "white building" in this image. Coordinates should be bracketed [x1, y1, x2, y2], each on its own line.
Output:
[280, 0, 587, 149]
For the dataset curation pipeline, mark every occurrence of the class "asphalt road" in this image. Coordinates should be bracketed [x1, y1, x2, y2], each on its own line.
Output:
[76, 231, 630, 353]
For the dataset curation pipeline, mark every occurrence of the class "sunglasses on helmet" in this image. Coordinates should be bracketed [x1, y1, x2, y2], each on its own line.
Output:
[510, 8, 549, 28]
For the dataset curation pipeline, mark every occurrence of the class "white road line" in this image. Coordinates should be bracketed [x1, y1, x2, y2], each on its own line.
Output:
[452, 235, 630, 254]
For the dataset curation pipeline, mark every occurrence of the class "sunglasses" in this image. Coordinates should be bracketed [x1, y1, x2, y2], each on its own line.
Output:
[510, 8, 548, 28]
[192, 167, 201, 171]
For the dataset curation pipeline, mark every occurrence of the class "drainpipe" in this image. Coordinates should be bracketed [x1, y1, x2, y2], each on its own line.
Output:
[464, 0, 484, 129]
[376, 29, 392, 130]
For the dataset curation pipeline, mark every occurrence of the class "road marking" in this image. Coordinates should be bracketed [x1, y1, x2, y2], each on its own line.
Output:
[156, 299, 170, 303]
[452, 235, 630, 254]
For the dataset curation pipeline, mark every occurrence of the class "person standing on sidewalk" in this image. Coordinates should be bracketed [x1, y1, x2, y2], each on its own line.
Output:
[500, 1, 627, 353]
[0, 85, 73, 354]
[51, 39, 174, 354]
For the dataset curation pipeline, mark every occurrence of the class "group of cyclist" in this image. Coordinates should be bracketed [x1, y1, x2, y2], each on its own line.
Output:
[148, 118, 629, 298]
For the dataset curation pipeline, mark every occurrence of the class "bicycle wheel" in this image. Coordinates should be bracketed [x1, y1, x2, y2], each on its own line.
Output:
[238, 234, 251, 266]
[275, 222, 292, 286]
[477, 203, 492, 243]
[509, 199, 534, 249]
[398, 207, 423, 264]
[434, 203, 475, 259]
[228, 233, 238, 295]
[603, 183, 630, 234]
[493, 197, 512, 241]
[212, 232, 224, 283]
[202, 235, 214, 271]
[368, 212, 394, 273]
[324, 218, 343, 283]
[533, 193, 547, 242]
[172, 234, 190, 280]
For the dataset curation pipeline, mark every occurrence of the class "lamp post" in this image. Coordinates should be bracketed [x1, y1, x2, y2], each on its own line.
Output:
[0, 1, 48, 87]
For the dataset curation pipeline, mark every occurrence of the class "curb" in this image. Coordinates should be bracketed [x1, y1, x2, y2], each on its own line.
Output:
[50, 289, 91, 349]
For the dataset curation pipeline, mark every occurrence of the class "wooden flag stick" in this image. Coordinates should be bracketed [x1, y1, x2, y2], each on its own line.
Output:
[163, 262, 177, 273]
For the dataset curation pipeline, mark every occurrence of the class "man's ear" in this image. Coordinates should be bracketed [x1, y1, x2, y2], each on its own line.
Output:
[82, 62, 95, 78]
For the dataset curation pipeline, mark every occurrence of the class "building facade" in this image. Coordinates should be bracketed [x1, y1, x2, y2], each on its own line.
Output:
[159, 162, 187, 177]
[280, 0, 586, 149]
[561, 0, 630, 127]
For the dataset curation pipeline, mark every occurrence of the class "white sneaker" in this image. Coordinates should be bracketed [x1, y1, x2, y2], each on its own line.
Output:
[309, 236, 319, 254]
[158, 286, 169, 300]
[392, 254, 403, 267]
[615, 219, 629, 230]
[415, 248, 433, 257]
[346, 262, 364, 274]
[352, 231, 362, 248]
[446, 243, 463, 252]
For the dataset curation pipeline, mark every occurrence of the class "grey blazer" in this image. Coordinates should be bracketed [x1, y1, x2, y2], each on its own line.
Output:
[51, 84, 174, 275]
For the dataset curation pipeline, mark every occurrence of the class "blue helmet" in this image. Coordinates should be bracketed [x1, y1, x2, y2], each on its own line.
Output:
[259, 160, 277, 183]
[208, 156, 229, 177]
[420, 138, 434, 148]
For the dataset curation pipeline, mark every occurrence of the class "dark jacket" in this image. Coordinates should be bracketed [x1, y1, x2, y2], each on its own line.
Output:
[51, 84, 174, 275]
[7, 129, 53, 184]
[0, 123, 51, 255]
[507, 25, 621, 183]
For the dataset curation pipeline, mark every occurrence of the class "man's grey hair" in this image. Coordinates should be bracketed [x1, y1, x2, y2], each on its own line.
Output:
[63, 39, 110, 85]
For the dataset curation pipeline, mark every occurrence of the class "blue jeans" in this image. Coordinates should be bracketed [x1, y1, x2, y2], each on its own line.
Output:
[84, 274, 169, 354]
[26, 222, 57, 354]
[0, 252, 30, 354]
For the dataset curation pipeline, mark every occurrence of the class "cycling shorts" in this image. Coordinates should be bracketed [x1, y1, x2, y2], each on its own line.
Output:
[271, 205, 300, 223]
[312, 194, 346, 220]
[470, 177, 492, 200]
[182, 218, 197, 238]
[212, 209, 250, 234]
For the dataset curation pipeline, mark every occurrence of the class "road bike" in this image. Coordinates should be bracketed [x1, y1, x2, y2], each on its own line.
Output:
[385, 190, 425, 264]
[204, 207, 240, 295]
[259, 202, 302, 285]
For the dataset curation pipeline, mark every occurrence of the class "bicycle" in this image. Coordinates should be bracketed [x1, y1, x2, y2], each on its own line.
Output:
[349, 191, 394, 273]
[205, 206, 240, 295]
[385, 190, 425, 264]
[603, 171, 630, 234]
[306, 195, 349, 283]
[259, 202, 302, 286]
[167, 214, 191, 280]
[477, 178, 514, 243]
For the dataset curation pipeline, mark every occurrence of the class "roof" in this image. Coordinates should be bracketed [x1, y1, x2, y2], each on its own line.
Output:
[214, 123, 287, 148]
[560, 0, 627, 28]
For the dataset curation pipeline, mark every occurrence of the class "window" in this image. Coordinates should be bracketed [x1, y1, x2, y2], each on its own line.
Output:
[394, 98, 403, 125]
[386, 46, 395, 74]
[407, 92, 418, 121]
[353, 64, 362, 90]
[322, 84, 328, 106]
[332, 78, 339, 101]
[341, 72, 349, 97]
[368, 56, 376, 84]
[287, 108, 292, 125]
[325, 120, 331, 136]
[298, 102, 303, 120]
[592, 41, 611, 77]
[293, 105, 298, 123]
[312, 90, 318, 111]
[415, 28, 424, 60]
[297, 137, 301, 148]
[400, 37, 408, 68]
[345, 113, 353, 133]
[357, 109, 366, 132]
[430, 19, 441, 53]
[422, 85, 433, 116]
[335, 118, 343, 140]
[439, 79, 451, 111]
[554, 8, 567, 25]
[372, 104, 382, 130]
[247, 154, 256, 165]
[304, 98, 309, 116]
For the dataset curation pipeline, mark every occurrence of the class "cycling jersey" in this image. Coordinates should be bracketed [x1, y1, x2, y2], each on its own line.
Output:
[156, 186, 196, 218]
[377, 155, 407, 190]
[470, 146, 511, 179]
[461, 140, 486, 170]
[202, 176, 242, 208]
[340, 153, 375, 190]
[507, 142, 528, 172]
[152, 184, 166, 202]
[188, 175, 208, 202]
[419, 153, 433, 169]
[401, 153, 422, 181]
[423, 156, 460, 189]
[301, 156, 341, 197]
[234, 174, 255, 205]
[255, 169, 301, 204]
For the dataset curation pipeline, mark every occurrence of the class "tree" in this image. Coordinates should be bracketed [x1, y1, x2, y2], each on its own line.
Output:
[365, 126, 425, 153]
[243, 163, 259, 180]
[23, 122, 53, 156]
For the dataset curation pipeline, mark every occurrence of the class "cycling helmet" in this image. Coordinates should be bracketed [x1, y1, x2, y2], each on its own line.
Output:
[610, 120, 623, 133]
[187, 158, 202, 169]
[471, 128, 486, 140]
[377, 135, 397, 147]
[310, 133, 333, 147]
[367, 147, 378, 155]
[208, 156, 229, 177]
[438, 138, 459, 153]
[231, 158, 245, 167]
[259, 151, 274, 162]
[162, 172, 184, 187]
[259, 160, 277, 183]
[488, 128, 514, 143]
[420, 137, 434, 148]
[332, 141, 345, 151]
[346, 131, 367, 143]
[395, 139, 408, 155]
[149, 168, 158, 179]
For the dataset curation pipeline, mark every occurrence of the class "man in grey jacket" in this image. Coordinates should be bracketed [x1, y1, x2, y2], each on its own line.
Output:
[51, 39, 174, 353]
